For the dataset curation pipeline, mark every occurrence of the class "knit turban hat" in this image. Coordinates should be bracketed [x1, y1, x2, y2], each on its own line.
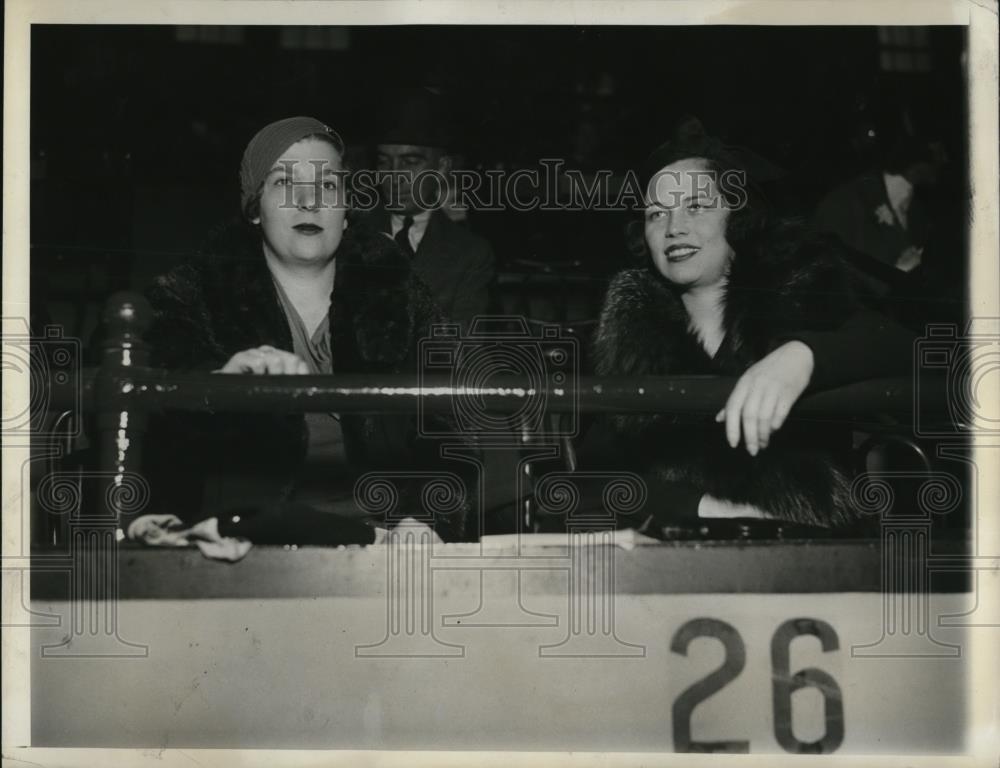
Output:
[239, 116, 345, 217]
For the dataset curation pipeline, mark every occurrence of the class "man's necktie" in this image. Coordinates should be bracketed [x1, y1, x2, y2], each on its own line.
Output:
[394, 215, 415, 258]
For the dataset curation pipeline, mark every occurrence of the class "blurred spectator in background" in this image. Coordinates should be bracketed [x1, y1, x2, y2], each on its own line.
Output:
[813, 108, 963, 328]
[813, 115, 948, 278]
[369, 86, 495, 332]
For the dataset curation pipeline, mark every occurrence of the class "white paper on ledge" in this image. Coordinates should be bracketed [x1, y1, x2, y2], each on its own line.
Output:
[479, 528, 660, 551]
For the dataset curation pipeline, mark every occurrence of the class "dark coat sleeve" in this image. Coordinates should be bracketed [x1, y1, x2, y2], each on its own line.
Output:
[739, 226, 915, 392]
[779, 308, 915, 391]
[144, 263, 229, 371]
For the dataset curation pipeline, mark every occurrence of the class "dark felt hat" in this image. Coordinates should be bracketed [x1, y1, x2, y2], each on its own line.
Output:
[640, 115, 785, 190]
[373, 87, 453, 149]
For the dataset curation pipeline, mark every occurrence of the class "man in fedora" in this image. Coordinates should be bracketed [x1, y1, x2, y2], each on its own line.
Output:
[370, 87, 495, 332]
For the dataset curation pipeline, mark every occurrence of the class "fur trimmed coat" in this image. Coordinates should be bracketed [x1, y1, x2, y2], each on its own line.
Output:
[142, 216, 474, 541]
[592, 224, 911, 526]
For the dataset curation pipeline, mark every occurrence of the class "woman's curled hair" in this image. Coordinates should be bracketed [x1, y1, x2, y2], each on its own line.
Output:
[625, 133, 774, 268]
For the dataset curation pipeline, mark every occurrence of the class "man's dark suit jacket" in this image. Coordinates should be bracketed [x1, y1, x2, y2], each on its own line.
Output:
[371, 208, 495, 331]
[813, 172, 929, 269]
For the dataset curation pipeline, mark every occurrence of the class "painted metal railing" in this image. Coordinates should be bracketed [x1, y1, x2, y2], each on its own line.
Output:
[42, 291, 945, 530]
[52, 292, 939, 419]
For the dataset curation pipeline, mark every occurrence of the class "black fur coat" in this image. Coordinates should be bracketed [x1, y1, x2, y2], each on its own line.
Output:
[143, 217, 473, 540]
[592, 225, 887, 526]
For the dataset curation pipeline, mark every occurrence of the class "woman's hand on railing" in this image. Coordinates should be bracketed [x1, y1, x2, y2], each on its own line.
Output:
[714, 340, 815, 456]
[215, 345, 310, 375]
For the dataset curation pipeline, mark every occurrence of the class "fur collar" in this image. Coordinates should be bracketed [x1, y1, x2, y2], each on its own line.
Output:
[594, 222, 857, 379]
[149, 216, 429, 371]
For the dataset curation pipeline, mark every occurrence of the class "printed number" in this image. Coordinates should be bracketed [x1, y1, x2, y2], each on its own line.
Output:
[771, 618, 845, 754]
[670, 618, 750, 753]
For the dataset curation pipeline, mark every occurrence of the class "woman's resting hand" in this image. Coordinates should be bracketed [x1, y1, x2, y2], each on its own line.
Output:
[216, 345, 310, 375]
[715, 340, 814, 455]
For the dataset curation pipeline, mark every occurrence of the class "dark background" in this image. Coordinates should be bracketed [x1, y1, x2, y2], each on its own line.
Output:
[30, 25, 968, 344]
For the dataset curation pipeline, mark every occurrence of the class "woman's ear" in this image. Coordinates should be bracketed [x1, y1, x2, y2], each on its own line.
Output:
[251, 216, 261, 225]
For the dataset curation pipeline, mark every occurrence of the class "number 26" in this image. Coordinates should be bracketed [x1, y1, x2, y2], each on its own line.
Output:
[670, 617, 845, 754]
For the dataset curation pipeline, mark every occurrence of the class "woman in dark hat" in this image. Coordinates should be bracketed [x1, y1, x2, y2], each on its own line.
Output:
[590, 132, 912, 527]
[140, 116, 473, 544]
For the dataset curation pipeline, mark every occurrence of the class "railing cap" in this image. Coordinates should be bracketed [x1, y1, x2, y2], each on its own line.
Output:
[102, 291, 153, 338]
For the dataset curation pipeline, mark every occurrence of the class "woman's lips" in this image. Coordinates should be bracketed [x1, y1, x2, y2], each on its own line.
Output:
[665, 245, 699, 262]
[293, 224, 323, 235]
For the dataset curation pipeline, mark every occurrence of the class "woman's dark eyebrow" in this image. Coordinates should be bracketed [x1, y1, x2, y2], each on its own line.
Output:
[644, 191, 689, 208]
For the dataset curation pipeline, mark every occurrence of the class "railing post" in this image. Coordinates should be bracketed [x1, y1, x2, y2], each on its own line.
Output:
[95, 291, 152, 521]
[43, 292, 151, 657]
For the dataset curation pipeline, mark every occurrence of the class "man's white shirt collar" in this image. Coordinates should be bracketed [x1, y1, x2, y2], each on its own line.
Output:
[390, 210, 432, 251]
